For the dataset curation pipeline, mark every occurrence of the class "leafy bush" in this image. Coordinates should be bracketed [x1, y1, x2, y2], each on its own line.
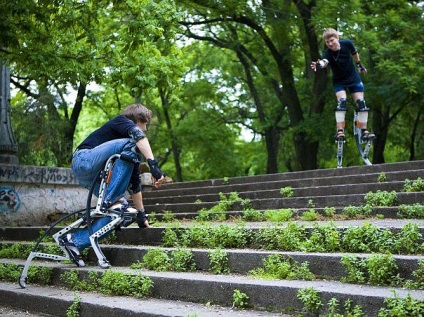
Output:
[364, 190, 397, 207]
[249, 254, 315, 280]
[403, 178, 424, 192]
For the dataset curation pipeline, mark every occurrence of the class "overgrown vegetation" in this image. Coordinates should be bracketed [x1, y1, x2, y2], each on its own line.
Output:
[249, 254, 315, 280]
[60, 269, 153, 298]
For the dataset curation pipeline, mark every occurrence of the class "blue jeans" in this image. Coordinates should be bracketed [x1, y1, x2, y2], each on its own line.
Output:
[72, 216, 112, 250]
[71, 138, 140, 250]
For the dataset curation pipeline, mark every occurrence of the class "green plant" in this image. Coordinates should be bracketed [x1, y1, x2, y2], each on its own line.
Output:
[66, 293, 81, 317]
[377, 172, 387, 182]
[297, 287, 323, 314]
[61, 270, 100, 292]
[99, 270, 153, 298]
[403, 177, 424, 192]
[232, 289, 250, 309]
[397, 203, 424, 219]
[223, 177, 230, 185]
[364, 190, 397, 207]
[301, 208, 319, 221]
[405, 259, 424, 290]
[342, 205, 371, 218]
[208, 248, 229, 274]
[394, 222, 423, 254]
[249, 254, 315, 280]
[162, 227, 180, 247]
[308, 199, 315, 208]
[340, 255, 367, 284]
[263, 208, 294, 223]
[171, 248, 196, 272]
[324, 206, 336, 217]
[378, 292, 424, 316]
[302, 223, 341, 252]
[0, 242, 34, 259]
[162, 211, 175, 222]
[242, 208, 264, 222]
[141, 248, 171, 271]
[280, 186, 294, 198]
[366, 254, 399, 286]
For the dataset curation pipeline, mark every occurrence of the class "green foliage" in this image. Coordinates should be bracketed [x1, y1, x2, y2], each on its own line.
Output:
[297, 287, 323, 314]
[405, 260, 424, 290]
[249, 254, 315, 281]
[139, 248, 171, 271]
[170, 248, 196, 272]
[403, 178, 424, 192]
[342, 205, 372, 219]
[377, 173, 387, 182]
[162, 211, 175, 223]
[341, 255, 367, 284]
[397, 204, 424, 219]
[366, 254, 399, 286]
[99, 270, 153, 298]
[302, 223, 341, 252]
[364, 190, 397, 207]
[0, 243, 32, 259]
[324, 206, 336, 218]
[341, 254, 400, 286]
[61, 268, 153, 298]
[66, 293, 81, 317]
[378, 293, 424, 316]
[301, 209, 319, 221]
[232, 289, 250, 309]
[242, 208, 264, 222]
[208, 248, 230, 274]
[160, 221, 423, 256]
[280, 187, 294, 198]
[263, 209, 294, 223]
[60, 270, 100, 292]
[0, 263, 53, 285]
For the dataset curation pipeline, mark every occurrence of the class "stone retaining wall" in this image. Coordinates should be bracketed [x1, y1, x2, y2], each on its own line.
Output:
[0, 163, 154, 226]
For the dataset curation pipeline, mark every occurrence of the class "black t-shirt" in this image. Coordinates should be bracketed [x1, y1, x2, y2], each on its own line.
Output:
[77, 115, 137, 149]
[77, 115, 142, 190]
[323, 39, 361, 86]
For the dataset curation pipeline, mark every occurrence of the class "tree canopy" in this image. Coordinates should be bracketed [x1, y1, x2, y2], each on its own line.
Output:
[1, 0, 423, 181]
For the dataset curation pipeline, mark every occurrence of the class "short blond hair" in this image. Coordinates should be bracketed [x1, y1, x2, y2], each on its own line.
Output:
[323, 28, 339, 40]
[121, 103, 152, 124]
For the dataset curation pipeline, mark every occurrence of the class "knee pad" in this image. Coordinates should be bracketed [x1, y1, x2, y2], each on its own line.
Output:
[335, 98, 348, 112]
[355, 99, 369, 112]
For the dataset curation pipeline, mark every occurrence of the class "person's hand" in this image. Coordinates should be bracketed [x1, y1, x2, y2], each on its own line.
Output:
[311, 59, 326, 72]
[147, 158, 165, 180]
[356, 61, 367, 74]
[136, 209, 151, 228]
[153, 175, 166, 189]
[311, 61, 318, 72]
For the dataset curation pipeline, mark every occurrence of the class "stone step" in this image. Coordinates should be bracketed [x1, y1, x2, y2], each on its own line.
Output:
[143, 192, 424, 214]
[0, 281, 285, 317]
[143, 180, 406, 205]
[1, 240, 422, 281]
[145, 168, 423, 200]
[155, 161, 424, 191]
[2, 259, 424, 316]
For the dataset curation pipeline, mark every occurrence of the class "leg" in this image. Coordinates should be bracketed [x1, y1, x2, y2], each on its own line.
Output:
[352, 92, 375, 141]
[334, 90, 348, 140]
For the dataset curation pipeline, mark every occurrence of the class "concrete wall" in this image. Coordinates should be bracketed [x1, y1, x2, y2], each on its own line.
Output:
[0, 163, 93, 226]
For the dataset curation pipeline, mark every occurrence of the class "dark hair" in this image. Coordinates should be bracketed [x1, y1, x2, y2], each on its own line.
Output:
[121, 104, 152, 124]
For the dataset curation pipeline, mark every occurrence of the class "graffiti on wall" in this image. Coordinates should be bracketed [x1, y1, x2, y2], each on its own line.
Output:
[0, 165, 76, 184]
[0, 186, 21, 213]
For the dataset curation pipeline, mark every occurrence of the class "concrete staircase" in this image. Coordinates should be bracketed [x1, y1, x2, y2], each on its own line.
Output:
[1, 160, 424, 316]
